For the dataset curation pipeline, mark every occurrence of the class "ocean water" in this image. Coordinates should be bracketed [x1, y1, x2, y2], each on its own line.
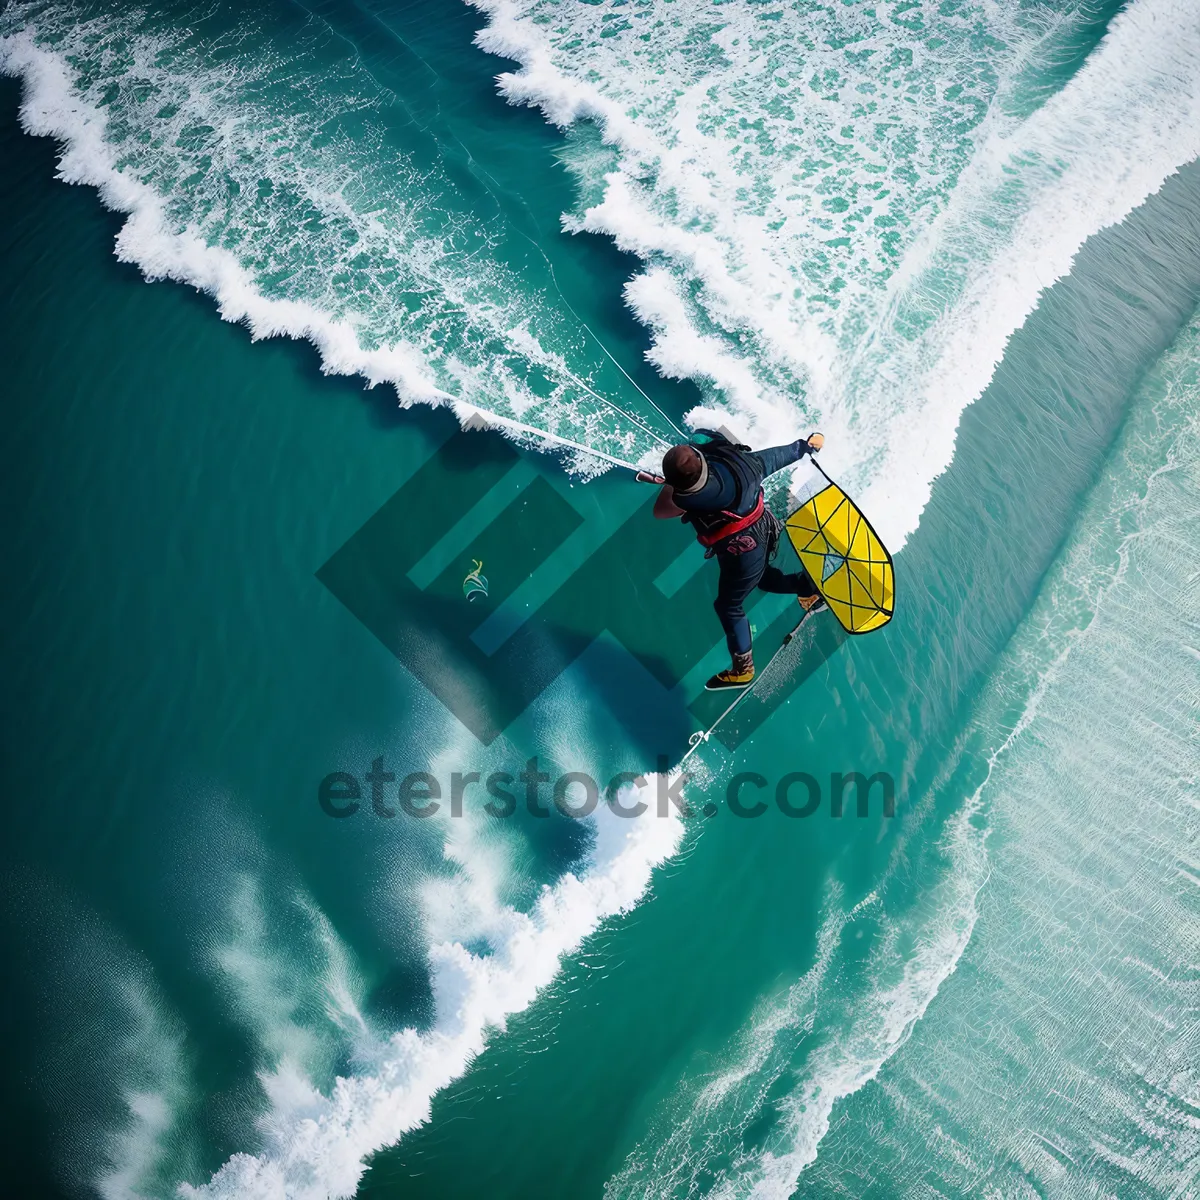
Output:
[0, 1, 1196, 1198]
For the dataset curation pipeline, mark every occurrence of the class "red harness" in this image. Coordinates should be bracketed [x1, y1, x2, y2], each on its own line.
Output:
[694, 491, 765, 547]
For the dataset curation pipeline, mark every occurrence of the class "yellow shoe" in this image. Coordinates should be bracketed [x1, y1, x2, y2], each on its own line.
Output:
[705, 651, 755, 690]
[798, 592, 825, 613]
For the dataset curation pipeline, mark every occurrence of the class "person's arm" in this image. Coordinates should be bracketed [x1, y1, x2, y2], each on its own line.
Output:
[636, 470, 686, 519]
[752, 433, 824, 479]
[653, 484, 686, 519]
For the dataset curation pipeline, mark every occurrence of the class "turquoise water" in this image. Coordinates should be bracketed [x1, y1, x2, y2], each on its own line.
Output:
[0, 2, 1197, 1198]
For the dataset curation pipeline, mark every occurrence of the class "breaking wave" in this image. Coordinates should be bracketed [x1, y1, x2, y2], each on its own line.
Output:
[179, 786, 684, 1199]
[3, 3, 1199, 1196]
[474, 0, 1200, 544]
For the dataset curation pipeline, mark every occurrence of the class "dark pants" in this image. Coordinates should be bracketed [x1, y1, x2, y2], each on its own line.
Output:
[715, 521, 818, 656]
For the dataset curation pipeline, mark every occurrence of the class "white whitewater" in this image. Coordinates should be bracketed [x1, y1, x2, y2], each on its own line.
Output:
[174, 787, 684, 1199]
[607, 312, 1200, 1199]
[3, 1, 1199, 1196]
[5, 1, 1199, 530]
[474, 0, 1200, 546]
[0, 7, 664, 475]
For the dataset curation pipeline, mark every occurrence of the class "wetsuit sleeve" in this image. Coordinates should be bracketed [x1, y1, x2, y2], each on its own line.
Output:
[750, 439, 812, 479]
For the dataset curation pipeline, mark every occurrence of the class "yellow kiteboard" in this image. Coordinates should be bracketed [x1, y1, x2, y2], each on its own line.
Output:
[784, 464, 894, 634]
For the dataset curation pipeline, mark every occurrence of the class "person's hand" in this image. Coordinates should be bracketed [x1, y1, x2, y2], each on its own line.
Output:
[806, 433, 824, 452]
[636, 470, 667, 485]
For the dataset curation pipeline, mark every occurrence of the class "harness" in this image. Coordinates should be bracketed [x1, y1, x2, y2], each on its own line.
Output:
[694, 492, 765, 547]
[683, 434, 767, 549]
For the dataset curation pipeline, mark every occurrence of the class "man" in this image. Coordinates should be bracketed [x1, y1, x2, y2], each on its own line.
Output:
[640, 430, 826, 689]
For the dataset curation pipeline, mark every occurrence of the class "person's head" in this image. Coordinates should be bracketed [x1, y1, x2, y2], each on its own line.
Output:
[662, 444, 705, 491]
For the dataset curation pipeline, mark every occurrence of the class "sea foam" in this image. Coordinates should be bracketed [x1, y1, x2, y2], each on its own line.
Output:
[0, 19, 691, 1195]
[180, 789, 684, 1200]
[4, 2, 1199, 1194]
[473, 0, 1200, 546]
[786, 315, 1200, 1198]
[0, 13, 661, 475]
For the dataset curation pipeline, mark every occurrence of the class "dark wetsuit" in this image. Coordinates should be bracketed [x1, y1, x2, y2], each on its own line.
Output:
[673, 439, 820, 657]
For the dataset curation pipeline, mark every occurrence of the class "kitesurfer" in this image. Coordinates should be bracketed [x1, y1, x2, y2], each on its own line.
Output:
[641, 430, 826, 690]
